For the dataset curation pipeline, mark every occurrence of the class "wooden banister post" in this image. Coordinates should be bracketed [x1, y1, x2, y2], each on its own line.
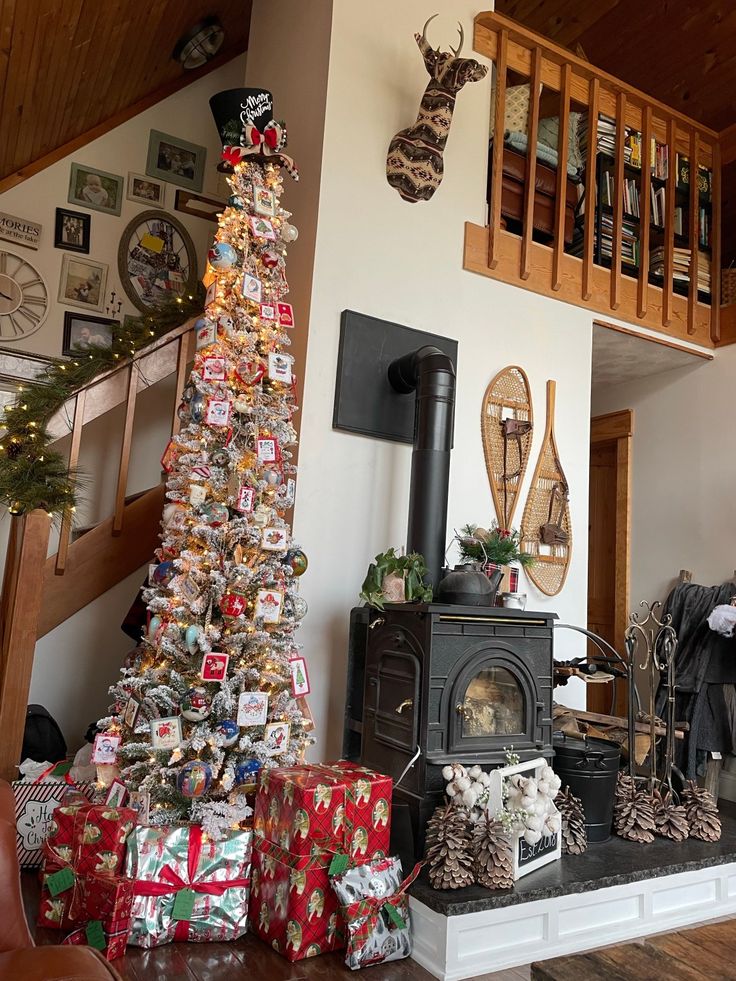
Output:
[520, 45, 542, 281]
[582, 77, 600, 301]
[611, 91, 626, 311]
[552, 63, 571, 292]
[0, 511, 52, 781]
[663, 118, 677, 328]
[711, 141, 722, 344]
[638, 106, 653, 319]
[488, 29, 508, 270]
[687, 129, 700, 335]
[112, 363, 139, 536]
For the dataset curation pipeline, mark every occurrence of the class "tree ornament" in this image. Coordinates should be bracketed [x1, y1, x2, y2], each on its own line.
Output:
[220, 590, 247, 619]
[190, 391, 205, 423]
[180, 686, 212, 722]
[261, 249, 280, 269]
[425, 802, 475, 890]
[682, 780, 721, 841]
[613, 788, 656, 843]
[152, 560, 176, 586]
[177, 760, 213, 798]
[184, 624, 199, 654]
[208, 241, 239, 269]
[281, 221, 298, 243]
[210, 448, 230, 467]
[214, 719, 239, 748]
[199, 502, 229, 526]
[557, 786, 588, 855]
[472, 815, 513, 889]
[285, 548, 308, 576]
[235, 759, 262, 785]
[228, 194, 245, 210]
[653, 789, 689, 842]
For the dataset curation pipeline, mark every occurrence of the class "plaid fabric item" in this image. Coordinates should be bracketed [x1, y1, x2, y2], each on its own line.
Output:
[45, 802, 136, 877]
[62, 922, 130, 961]
[249, 834, 344, 961]
[69, 870, 134, 924]
[37, 850, 77, 930]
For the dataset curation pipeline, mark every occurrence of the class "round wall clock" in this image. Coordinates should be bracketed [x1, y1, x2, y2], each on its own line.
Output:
[0, 249, 49, 341]
[118, 210, 198, 312]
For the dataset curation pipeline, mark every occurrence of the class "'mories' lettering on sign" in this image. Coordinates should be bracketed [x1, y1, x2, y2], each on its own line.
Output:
[0, 212, 42, 250]
[517, 832, 559, 867]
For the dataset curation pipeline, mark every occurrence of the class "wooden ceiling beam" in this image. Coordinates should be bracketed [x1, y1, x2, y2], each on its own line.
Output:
[0, 46, 245, 196]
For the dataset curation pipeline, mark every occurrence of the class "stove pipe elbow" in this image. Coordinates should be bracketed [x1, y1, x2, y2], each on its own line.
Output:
[388, 345, 456, 590]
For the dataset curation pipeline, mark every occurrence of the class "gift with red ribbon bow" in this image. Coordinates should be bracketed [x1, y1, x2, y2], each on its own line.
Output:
[331, 857, 423, 970]
[126, 823, 252, 947]
[222, 119, 299, 181]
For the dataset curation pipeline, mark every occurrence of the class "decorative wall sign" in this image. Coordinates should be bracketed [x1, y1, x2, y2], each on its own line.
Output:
[481, 365, 534, 529]
[0, 212, 41, 250]
[519, 380, 572, 596]
[117, 210, 197, 312]
[0, 249, 49, 341]
[54, 208, 90, 254]
[68, 162, 123, 216]
[175, 189, 225, 222]
[146, 130, 207, 192]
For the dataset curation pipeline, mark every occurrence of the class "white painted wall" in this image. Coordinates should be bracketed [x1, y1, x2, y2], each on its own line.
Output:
[592, 349, 736, 609]
[248, 0, 595, 758]
[0, 57, 246, 752]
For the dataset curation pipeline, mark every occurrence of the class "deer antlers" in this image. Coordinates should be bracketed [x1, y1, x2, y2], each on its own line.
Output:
[421, 13, 464, 57]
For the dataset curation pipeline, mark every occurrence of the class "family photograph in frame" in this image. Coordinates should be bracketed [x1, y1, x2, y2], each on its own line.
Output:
[146, 130, 206, 192]
[68, 163, 123, 216]
[62, 311, 118, 357]
[54, 208, 91, 254]
[127, 172, 166, 207]
[58, 254, 108, 312]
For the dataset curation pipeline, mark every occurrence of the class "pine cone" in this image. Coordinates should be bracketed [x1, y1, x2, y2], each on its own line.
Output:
[614, 771, 636, 804]
[472, 815, 513, 890]
[653, 789, 689, 842]
[682, 780, 721, 842]
[425, 802, 475, 890]
[614, 789, 656, 843]
[557, 786, 588, 855]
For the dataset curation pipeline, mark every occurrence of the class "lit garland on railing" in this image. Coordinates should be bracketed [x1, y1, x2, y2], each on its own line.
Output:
[0, 292, 203, 520]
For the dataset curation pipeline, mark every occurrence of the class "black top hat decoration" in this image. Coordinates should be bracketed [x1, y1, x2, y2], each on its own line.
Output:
[209, 87, 298, 180]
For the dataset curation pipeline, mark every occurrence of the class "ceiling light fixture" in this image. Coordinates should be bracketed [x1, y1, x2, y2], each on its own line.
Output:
[173, 16, 225, 70]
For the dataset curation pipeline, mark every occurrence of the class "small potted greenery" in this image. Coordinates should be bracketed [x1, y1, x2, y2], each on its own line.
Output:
[359, 548, 433, 610]
[457, 523, 534, 598]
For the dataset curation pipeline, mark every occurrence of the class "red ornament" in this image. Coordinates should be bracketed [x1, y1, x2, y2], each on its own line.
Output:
[236, 358, 266, 385]
[220, 592, 247, 618]
[261, 250, 279, 269]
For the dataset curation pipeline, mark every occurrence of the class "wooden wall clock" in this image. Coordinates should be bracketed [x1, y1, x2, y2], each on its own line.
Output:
[117, 210, 198, 313]
[0, 249, 49, 341]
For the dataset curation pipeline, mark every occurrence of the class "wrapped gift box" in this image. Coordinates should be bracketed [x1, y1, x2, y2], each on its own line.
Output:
[69, 869, 134, 925]
[250, 761, 392, 961]
[38, 850, 78, 930]
[126, 824, 252, 947]
[13, 776, 94, 868]
[250, 836, 343, 961]
[62, 922, 130, 961]
[253, 761, 392, 860]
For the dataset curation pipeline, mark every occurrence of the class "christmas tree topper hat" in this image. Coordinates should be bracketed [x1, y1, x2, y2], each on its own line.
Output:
[210, 87, 298, 180]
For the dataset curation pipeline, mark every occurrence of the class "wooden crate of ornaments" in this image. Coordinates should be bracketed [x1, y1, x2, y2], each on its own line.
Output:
[487, 758, 561, 879]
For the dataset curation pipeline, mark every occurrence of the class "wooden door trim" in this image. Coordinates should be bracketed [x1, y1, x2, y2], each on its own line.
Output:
[589, 410, 633, 715]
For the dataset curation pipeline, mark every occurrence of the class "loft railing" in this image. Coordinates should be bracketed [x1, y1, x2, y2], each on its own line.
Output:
[466, 12, 722, 347]
[0, 317, 196, 779]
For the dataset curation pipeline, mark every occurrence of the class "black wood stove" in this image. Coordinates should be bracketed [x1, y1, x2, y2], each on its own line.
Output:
[344, 603, 555, 856]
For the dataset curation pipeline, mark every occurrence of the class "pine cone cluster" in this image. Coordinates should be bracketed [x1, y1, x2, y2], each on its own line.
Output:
[473, 815, 513, 889]
[682, 781, 721, 841]
[614, 785, 656, 843]
[653, 789, 689, 842]
[425, 803, 475, 889]
[557, 786, 587, 855]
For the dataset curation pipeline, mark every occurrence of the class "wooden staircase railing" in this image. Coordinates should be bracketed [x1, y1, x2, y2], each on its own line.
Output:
[466, 11, 722, 348]
[0, 318, 197, 780]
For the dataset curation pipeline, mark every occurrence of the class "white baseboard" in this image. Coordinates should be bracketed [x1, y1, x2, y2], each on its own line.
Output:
[410, 861, 736, 980]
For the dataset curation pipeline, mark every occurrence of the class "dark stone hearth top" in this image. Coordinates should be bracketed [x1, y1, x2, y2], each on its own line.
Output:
[410, 801, 736, 916]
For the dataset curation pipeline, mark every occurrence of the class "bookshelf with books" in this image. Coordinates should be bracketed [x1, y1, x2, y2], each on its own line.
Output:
[572, 115, 712, 300]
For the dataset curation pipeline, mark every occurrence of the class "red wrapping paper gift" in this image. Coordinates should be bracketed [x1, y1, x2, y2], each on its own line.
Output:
[69, 869, 134, 924]
[38, 848, 77, 930]
[62, 921, 130, 961]
[253, 761, 392, 860]
[249, 761, 392, 961]
[250, 835, 344, 961]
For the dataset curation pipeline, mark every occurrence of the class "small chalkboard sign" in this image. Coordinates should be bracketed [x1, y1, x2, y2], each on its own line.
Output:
[487, 756, 562, 880]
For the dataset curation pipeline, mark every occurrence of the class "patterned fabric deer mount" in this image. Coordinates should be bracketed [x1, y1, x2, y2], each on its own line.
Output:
[386, 15, 487, 203]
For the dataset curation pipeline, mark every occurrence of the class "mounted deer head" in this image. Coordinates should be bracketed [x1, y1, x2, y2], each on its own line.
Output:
[386, 14, 488, 203]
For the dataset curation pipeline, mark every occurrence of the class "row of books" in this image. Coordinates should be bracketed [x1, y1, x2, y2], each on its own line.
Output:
[599, 174, 711, 247]
[650, 246, 711, 292]
[599, 171, 642, 218]
[579, 115, 670, 179]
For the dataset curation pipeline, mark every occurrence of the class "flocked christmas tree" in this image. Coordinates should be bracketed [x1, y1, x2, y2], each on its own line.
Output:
[98, 89, 313, 832]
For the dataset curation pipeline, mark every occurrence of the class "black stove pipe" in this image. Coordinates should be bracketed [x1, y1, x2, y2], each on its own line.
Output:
[388, 346, 456, 590]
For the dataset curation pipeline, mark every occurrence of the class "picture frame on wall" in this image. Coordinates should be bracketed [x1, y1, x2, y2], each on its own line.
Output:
[68, 163, 124, 216]
[58, 254, 108, 311]
[127, 172, 166, 207]
[62, 311, 118, 357]
[54, 208, 91, 254]
[146, 130, 206, 192]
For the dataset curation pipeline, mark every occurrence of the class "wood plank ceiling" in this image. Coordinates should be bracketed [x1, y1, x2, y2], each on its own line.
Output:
[0, 0, 251, 184]
[495, 0, 736, 132]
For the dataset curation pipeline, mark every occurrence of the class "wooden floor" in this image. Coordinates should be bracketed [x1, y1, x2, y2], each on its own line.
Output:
[21, 871, 529, 981]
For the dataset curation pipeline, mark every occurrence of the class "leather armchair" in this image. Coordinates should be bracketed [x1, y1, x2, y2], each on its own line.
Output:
[0, 780, 121, 980]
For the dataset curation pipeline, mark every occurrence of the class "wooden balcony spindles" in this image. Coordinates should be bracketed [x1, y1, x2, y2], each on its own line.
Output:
[487, 28, 508, 271]
[711, 141, 722, 344]
[552, 63, 571, 292]
[638, 106, 653, 319]
[611, 91, 627, 311]
[171, 330, 195, 437]
[112, 363, 139, 536]
[582, 77, 600, 301]
[687, 129, 700, 335]
[54, 389, 86, 575]
[520, 45, 542, 281]
[663, 118, 677, 328]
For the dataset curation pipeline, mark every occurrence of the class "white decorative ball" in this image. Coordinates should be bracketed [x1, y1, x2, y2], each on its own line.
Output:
[526, 815, 543, 832]
[456, 777, 471, 792]
[546, 814, 561, 833]
[521, 794, 537, 809]
[281, 222, 299, 243]
[461, 789, 477, 807]
[468, 765, 482, 779]
[525, 778, 538, 795]
[541, 766, 555, 782]
[534, 798, 548, 817]
[478, 772, 491, 787]
[524, 828, 542, 846]
[442, 765, 454, 781]
[537, 779, 550, 795]
[446, 784, 457, 797]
